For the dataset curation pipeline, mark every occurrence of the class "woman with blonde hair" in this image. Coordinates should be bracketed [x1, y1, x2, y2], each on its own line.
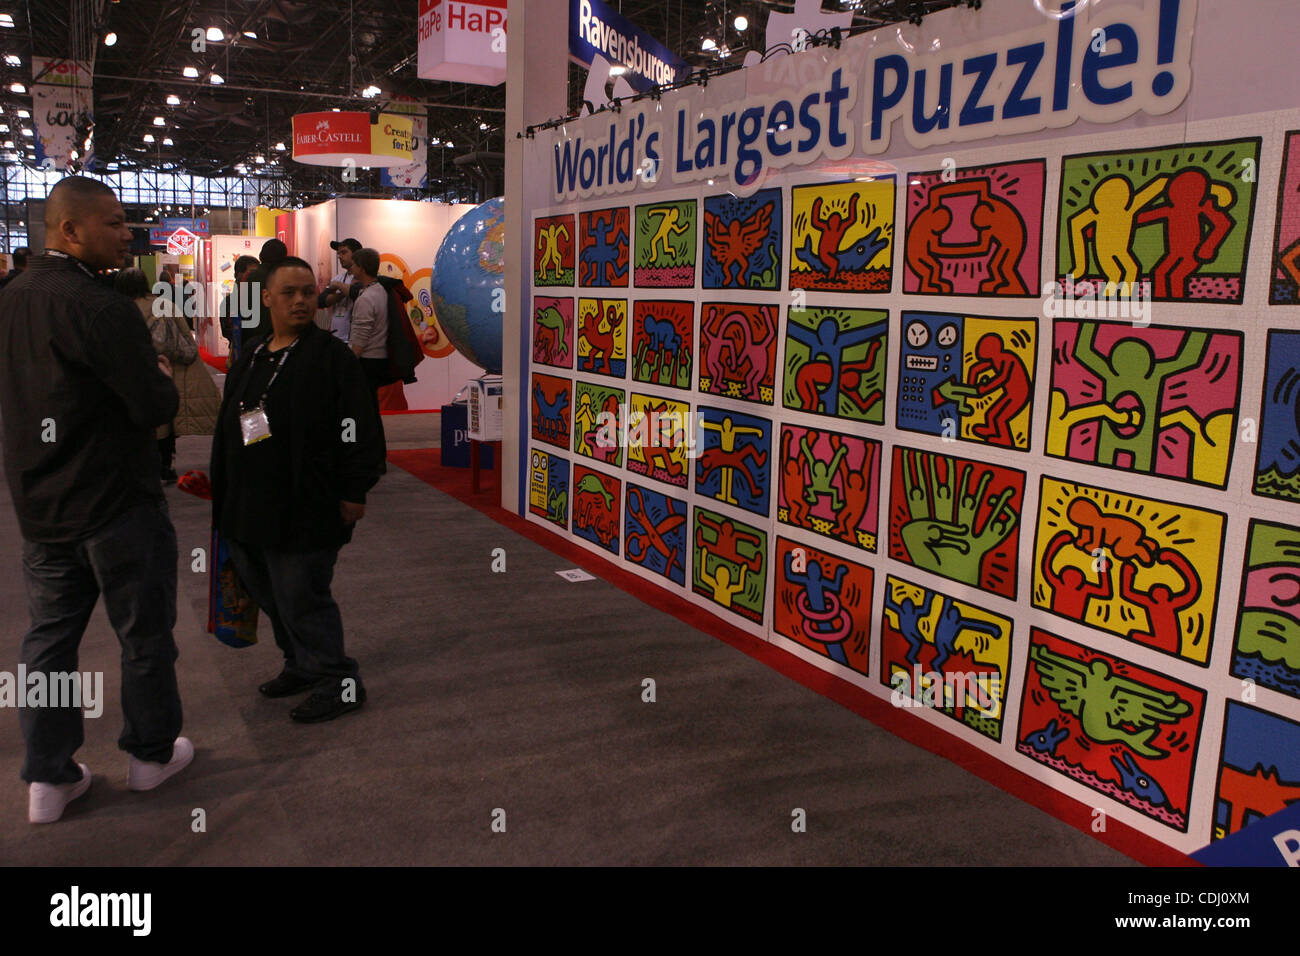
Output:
[116, 267, 221, 482]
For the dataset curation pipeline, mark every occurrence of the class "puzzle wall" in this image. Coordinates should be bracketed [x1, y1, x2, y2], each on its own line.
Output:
[517, 0, 1300, 857]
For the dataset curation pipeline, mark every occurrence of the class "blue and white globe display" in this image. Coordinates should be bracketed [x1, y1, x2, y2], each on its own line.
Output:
[432, 196, 505, 374]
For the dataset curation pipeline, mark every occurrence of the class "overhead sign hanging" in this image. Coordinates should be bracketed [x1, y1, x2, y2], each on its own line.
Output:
[417, 0, 508, 86]
[31, 57, 93, 171]
[291, 111, 415, 167]
[569, 0, 688, 93]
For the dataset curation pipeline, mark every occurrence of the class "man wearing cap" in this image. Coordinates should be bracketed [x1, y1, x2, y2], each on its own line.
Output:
[321, 238, 360, 344]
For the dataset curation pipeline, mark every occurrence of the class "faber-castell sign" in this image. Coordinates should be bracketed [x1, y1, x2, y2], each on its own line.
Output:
[550, 0, 1194, 200]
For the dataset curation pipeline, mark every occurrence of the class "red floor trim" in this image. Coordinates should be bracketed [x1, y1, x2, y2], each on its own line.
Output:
[388, 447, 1196, 867]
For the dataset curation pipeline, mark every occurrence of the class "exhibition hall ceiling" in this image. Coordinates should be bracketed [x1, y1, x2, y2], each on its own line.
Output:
[0, 0, 965, 198]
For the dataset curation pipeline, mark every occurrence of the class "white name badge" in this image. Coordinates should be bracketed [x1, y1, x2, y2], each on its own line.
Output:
[239, 407, 272, 445]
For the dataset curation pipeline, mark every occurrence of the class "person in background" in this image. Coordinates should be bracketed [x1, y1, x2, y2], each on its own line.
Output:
[321, 238, 360, 344]
[0, 247, 29, 288]
[348, 247, 390, 395]
[116, 268, 186, 482]
[243, 239, 287, 347]
[220, 255, 260, 365]
[0, 176, 192, 824]
[210, 256, 385, 722]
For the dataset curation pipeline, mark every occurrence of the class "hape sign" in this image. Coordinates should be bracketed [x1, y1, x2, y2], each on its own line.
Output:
[417, 0, 507, 87]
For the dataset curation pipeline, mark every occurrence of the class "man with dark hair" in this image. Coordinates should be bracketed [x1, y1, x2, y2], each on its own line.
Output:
[211, 255, 385, 722]
[242, 239, 289, 347]
[322, 238, 360, 344]
[219, 254, 261, 363]
[0, 246, 29, 288]
[0, 176, 193, 823]
[348, 247, 390, 394]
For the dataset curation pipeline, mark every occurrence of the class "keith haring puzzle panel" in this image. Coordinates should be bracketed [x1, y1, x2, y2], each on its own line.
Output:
[897, 312, 1038, 451]
[626, 392, 691, 489]
[702, 188, 783, 290]
[783, 307, 887, 425]
[881, 575, 1012, 742]
[1231, 520, 1300, 703]
[1054, 139, 1261, 304]
[631, 300, 694, 390]
[1269, 131, 1300, 305]
[789, 179, 895, 293]
[1032, 478, 1226, 665]
[773, 537, 873, 677]
[1018, 627, 1205, 832]
[572, 464, 621, 555]
[530, 373, 571, 451]
[575, 297, 627, 378]
[697, 302, 778, 404]
[532, 296, 574, 370]
[778, 424, 880, 553]
[888, 448, 1024, 599]
[578, 207, 630, 287]
[1212, 702, 1300, 842]
[692, 507, 767, 625]
[533, 214, 575, 287]
[528, 448, 570, 529]
[904, 160, 1045, 298]
[634, 199, 696, 287]
[1047, 321, 1242, 488]
[624, 483, 688, 587]
[1255, 330, 1300, 503]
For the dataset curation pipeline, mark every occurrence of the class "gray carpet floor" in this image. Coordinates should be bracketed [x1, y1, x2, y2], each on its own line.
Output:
[0, 425, 1135, 865]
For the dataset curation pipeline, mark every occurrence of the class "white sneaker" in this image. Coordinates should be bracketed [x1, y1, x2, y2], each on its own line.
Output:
[127, 737, 195, 791]
[29, 763, 92, 824]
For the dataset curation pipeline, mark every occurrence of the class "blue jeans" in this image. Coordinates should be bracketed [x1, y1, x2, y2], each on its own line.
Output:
[19, 499, 182, 783]
[224, 539, 361, 692]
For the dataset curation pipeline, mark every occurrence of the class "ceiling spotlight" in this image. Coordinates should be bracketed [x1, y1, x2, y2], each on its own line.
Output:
[445, 141, 454, 149]
[235, 163, 247, 173]
[0, 14, 14, 28]
[2, 140, 10, 149]
[734, 15, 749, 31]
[182, 66, 198, 78]
[255, 154, 265, 164]
[166, 94, 180, 106]
[153, 116, 165, 126]
[478, 122, 489, 130]
[17, 109, 28, 118]
[209, 73, 224, 85]
[103, 31, 116, 46]
[243, 31, 257, 39]
[20, 128, 31, 137]
[331, 107, 341, 112]
[206, 26, 224, 42]
[4, 54, 19, 66]
[9, 82, 24, 93]
[361, 85, 382, 98]
[430, 137, 440, 146]
[609, 65, 627, 75]
[274, 141, 286, 151]
[0, 124, 7, 132]
[700, 38, 716, 51]
[143, 133, 155, 143]
[163, 137, 174, 146]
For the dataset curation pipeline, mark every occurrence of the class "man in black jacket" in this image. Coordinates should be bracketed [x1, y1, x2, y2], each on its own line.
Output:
[0, 176, 193, 824]
[211, 256, 385, 722]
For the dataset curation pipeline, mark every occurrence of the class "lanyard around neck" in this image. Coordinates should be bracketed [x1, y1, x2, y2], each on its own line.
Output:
[242, 338, 298, 410]
[43, 248, 96, 279]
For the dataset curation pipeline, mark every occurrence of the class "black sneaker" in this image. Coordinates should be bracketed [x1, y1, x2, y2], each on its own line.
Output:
[258, 672, 318, 698]
[290, 686, 366, 723]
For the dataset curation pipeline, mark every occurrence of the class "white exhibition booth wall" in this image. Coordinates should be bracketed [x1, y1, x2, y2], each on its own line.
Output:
[196, 197, 482, 411]
[301, 197, 483, 411]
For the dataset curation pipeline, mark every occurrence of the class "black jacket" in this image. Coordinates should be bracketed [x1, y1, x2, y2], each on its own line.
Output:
[0, 253, 178, 542]
[210, 322, 386, 549]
